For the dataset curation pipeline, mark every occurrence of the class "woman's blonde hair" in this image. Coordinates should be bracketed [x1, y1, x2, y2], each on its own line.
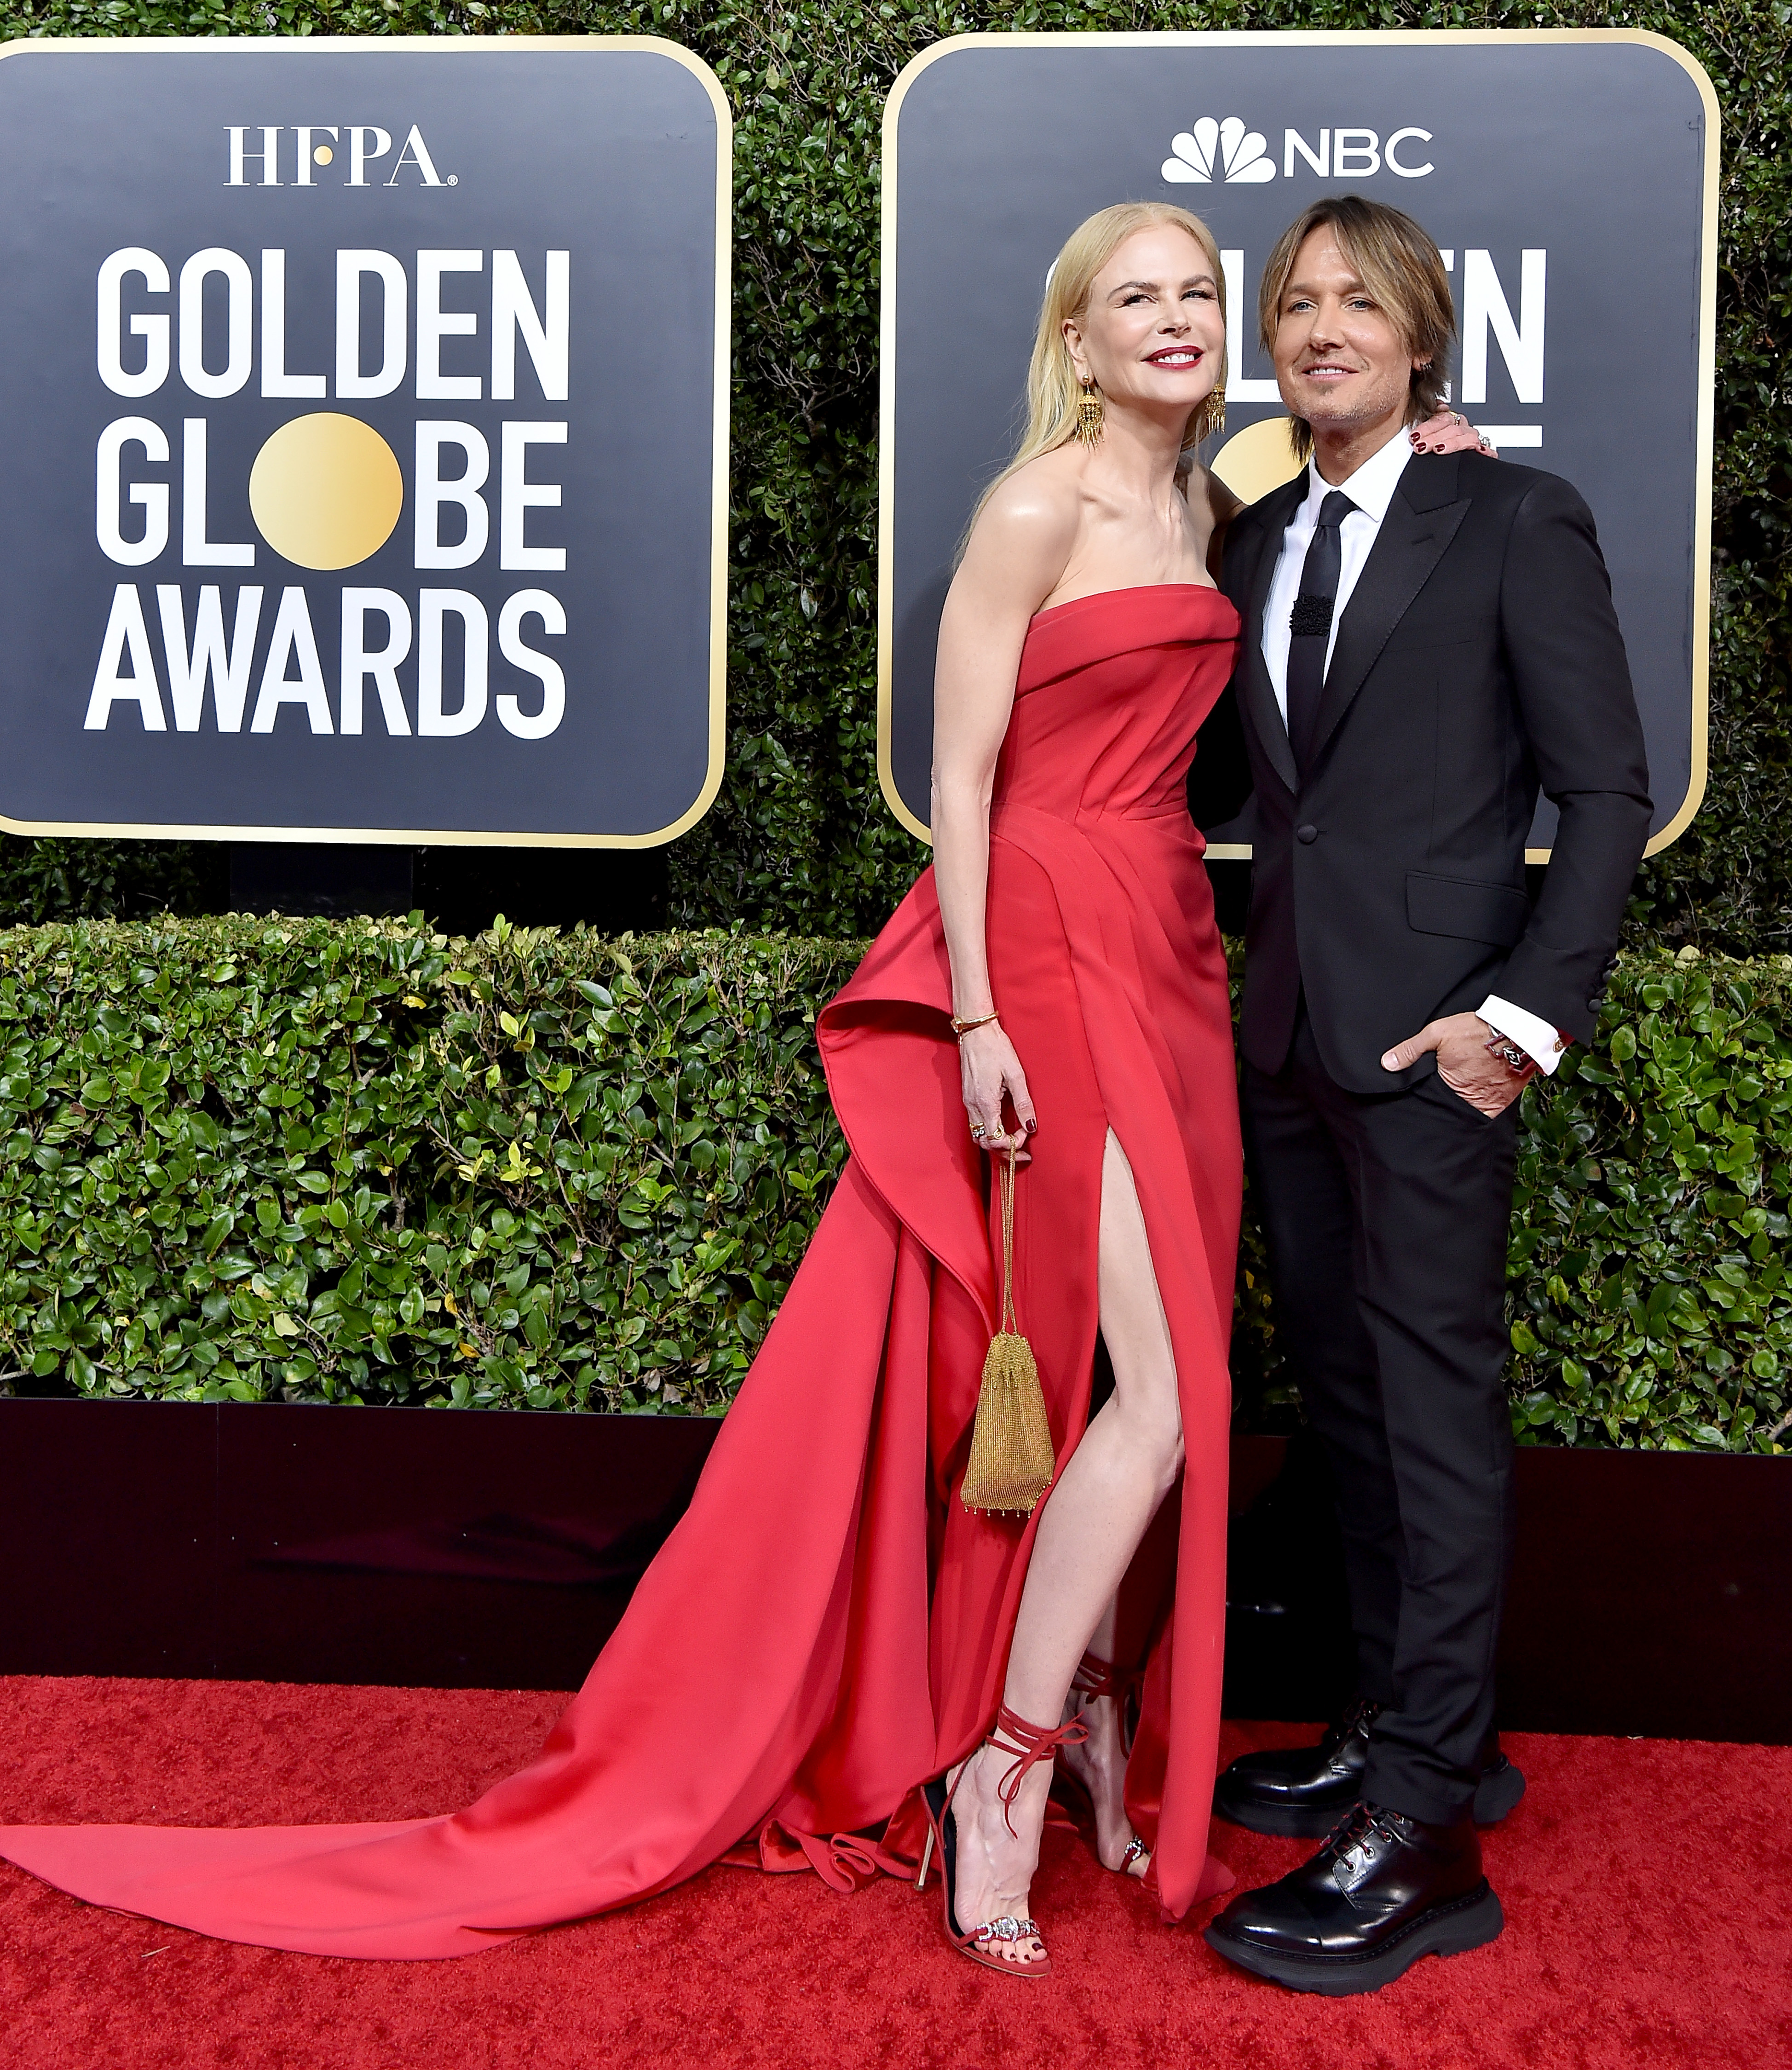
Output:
[973, 202, 1228, 526]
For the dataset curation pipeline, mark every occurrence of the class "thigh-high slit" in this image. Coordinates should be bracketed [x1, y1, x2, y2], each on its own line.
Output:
[1001, 1126, 1185, 1728]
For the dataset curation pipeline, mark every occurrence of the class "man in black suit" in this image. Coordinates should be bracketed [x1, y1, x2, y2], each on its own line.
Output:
[1194, 197, 1651, 1995]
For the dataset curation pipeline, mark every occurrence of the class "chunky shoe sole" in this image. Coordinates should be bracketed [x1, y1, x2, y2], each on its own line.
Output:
[1203, 1881, 1504, 1995]
[1213, 1757, 1527, 1840]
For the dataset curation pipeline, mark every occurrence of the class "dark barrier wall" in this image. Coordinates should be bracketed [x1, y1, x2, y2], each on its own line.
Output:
[3, 1401, 1786, 1742]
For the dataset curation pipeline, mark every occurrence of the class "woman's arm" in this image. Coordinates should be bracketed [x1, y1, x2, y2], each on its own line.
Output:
[931, 473, 1076, 1155]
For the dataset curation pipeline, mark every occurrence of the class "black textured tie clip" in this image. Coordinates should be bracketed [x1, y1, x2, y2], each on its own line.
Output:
[1290, 593, 1334, 638]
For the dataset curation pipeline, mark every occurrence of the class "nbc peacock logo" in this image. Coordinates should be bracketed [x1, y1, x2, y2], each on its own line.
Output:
[1161, 118, 1277, 185]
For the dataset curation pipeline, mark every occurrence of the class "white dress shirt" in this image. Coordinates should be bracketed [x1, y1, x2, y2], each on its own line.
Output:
[1261, 428, 1567, 1075]
[1261, 428, 1415, 724]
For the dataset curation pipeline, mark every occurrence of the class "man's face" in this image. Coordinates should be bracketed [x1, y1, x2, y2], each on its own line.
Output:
[1271, 228, 1426, 442]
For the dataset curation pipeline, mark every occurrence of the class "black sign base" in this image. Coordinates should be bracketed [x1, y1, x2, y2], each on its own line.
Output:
[230, 843, 415, 920]
[415, 848, 668, 940]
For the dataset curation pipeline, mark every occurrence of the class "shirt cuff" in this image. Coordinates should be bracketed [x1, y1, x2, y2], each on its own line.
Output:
[1478, 995, 1569, 1076]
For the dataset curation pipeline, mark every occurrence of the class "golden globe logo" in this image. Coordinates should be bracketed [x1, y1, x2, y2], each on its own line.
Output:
[86, 244, 569, 742]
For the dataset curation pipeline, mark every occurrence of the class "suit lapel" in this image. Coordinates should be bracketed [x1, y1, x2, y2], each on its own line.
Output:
[1311, 454, 1470, 765]
[1232, 475, 1306, 794]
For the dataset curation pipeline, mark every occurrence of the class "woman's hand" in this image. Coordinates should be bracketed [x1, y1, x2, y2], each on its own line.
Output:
[1409, 408, 1498, 458]
[959, 1021, 1037, 1160]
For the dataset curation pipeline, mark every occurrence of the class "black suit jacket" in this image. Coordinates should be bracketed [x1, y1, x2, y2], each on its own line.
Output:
[1193, 450, 1652, 1096]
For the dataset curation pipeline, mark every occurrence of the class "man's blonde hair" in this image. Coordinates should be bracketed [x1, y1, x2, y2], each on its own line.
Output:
[1257, 196, 1456, 460]
[973, 202, 1227, 525]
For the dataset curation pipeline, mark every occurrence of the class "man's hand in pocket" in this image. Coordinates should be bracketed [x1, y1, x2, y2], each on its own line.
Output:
[1380, 1013, 1536, 1116]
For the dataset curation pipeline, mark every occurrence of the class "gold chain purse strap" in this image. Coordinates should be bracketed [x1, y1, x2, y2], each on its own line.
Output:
[959, 1142, 1057, 1514]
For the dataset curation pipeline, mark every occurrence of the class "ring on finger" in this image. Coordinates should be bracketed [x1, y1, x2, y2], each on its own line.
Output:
[969, 1122, 986, 1138]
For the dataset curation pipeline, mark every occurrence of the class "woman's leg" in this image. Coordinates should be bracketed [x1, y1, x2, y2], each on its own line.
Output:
[948, 1131, 1184, 1963]
[1058, 1594, 1147, 1874]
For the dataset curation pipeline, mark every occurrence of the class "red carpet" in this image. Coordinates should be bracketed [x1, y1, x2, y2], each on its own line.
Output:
[2, 1677, 1786, 2070]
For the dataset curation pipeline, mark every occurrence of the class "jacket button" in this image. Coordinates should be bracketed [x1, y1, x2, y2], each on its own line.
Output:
[1296, 823, 1319, 844]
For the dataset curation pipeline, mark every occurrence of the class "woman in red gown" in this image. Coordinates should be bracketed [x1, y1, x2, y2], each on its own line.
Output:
[0, 203, 1248, 1970]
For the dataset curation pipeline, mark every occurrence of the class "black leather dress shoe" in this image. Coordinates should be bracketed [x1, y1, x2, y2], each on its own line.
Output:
[1212, 1700, 1526, 1838]
[1203, 1802, 1503, 1995]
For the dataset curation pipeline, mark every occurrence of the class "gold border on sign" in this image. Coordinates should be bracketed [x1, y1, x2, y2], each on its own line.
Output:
[0, 34, 732, 851]
[877, 29, 1719, 862]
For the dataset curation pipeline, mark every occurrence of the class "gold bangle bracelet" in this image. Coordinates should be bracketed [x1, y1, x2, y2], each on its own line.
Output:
[951, 1010, 1000, 1039]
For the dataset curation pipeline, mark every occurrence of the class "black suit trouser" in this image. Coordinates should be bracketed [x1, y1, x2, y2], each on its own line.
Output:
[1242, 1006, 1518, 1825]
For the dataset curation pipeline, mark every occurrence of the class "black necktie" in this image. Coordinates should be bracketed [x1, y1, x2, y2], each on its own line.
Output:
[1284, 489, 1356, 773]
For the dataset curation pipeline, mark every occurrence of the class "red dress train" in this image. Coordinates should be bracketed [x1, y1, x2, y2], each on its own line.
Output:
[0, 585, 1244, 1957]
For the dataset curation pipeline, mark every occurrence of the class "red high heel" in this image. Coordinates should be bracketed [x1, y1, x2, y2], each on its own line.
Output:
[917, 1704, 1089, 1978]
[1059, 1651, 1150, 1874]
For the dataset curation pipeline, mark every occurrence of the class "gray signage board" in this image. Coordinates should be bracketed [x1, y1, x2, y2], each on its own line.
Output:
[879, 32, 1716, 859]
[0, 37, 729, 847]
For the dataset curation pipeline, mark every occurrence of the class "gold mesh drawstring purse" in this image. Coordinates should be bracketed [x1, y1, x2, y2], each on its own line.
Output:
[958, 1142, 1057, 1515]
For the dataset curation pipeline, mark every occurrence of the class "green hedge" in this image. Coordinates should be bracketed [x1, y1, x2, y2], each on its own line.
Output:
[2, 918, 1786, 1451]
[1, 2, 1788, 958]
[0, 918, 857, 1415]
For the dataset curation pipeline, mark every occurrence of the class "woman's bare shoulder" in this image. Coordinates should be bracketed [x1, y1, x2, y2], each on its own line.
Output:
[960, 450, 1084, 591]
[976, 447, 1086, 535]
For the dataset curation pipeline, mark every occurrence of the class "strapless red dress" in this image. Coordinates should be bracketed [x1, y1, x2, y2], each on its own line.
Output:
[0, 585, 1244, 1958]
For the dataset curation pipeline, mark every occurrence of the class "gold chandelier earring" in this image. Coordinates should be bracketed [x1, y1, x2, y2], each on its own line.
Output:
[1075, 376, 1105, 447]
